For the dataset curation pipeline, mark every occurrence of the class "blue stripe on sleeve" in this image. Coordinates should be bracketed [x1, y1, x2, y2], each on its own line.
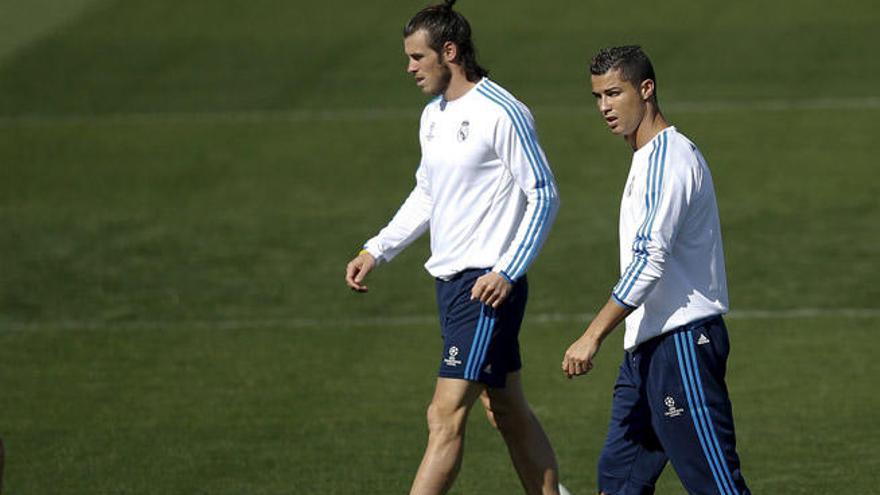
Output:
[614, 138, 660, 300]
[615, 132, 670, 303]
[486, 80, 551, 278]
[639, 132, 668, 252]
[479, 82, 549, 253]
[477, 81, 554, 279]
[611, 292, 637, 310]
[482, 81, 550, 188]
[476, 86, 545, 280]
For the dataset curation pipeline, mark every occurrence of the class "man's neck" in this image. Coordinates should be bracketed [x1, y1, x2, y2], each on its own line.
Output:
[627, 108, 670, 151]
[442, 69, 478, 101]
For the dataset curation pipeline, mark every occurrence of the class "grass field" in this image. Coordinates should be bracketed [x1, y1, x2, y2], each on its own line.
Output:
[1, 1, 879, 493]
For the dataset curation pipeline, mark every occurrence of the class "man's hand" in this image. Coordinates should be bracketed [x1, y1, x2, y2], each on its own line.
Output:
[345, 251, 376, 292]
[562, 333, 602, 379]
[561, 298, 631, 379]
[470, 272, 512, 308]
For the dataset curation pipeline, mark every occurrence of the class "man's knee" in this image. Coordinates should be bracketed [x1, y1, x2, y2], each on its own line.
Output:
[425, 400, 468, 441]
[484, 398, 531, 434]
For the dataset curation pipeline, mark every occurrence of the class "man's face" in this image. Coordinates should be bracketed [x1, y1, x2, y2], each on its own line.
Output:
[590, 68, 650, 137]
[404, 29, 452, 96]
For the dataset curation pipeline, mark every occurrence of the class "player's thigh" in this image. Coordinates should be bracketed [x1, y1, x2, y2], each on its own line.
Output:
[436, 270, 527, 388]
[482, 371, 529, 417]
[598, 353, 668, 494]
[427, 377, 485, 422]
[649, 322, 746, 495]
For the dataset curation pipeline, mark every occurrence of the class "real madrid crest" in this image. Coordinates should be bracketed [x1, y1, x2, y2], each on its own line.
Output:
[457, 120, 470, 142]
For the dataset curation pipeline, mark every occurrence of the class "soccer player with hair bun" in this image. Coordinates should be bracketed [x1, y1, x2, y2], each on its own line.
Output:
[345, 1, 566, 493]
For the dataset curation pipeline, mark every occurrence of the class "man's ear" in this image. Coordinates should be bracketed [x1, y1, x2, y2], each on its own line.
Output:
[441, 41, 458, 63]
[640, 79, 655, 101]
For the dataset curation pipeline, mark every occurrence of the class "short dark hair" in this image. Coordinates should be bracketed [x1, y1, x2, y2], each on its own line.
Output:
[403, 0, 488, 82]
[589, 45, 657, 101]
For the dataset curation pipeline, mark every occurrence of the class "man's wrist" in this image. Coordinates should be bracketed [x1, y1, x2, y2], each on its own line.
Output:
[490, 269, 514, 285]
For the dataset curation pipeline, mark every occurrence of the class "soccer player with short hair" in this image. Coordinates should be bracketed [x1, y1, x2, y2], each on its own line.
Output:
[344, 1, 563, 494]
[561, 45, 752, 494]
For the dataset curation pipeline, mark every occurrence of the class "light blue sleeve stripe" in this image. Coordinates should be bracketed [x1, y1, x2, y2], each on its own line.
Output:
[611, 292, 636, 310]
[483, 80, 551, 184]
[476, 84, 553, 279]
[616, 132, 670, 302]
[477, 86, 546, 279]
[640, 133, 668, 251]
[614, 139, 661, 300]
[614, 139, 658, 295]
[480, 81, 555, 279]
[637, 133, 663, 254]
[613, 256, 646, 302]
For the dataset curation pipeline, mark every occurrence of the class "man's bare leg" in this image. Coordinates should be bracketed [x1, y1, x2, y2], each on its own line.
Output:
[410, 378, 485, 495]
[483, 372, 560, 495]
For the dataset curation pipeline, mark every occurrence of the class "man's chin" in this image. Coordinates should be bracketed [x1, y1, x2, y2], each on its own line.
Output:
[416, 84, 437, 96]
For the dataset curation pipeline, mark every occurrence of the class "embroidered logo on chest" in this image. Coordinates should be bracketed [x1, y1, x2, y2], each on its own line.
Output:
[457, 120, 470, 142]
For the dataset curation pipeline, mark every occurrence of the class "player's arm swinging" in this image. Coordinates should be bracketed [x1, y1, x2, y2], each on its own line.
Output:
[562, 297, 632, 378]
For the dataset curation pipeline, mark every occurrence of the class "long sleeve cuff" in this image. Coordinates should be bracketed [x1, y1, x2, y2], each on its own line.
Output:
[611, 292, 637, 310]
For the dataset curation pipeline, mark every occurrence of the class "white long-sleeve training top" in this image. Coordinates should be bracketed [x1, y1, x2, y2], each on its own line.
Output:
[363, 78, 559, 281]
[612, 126, 729, 351]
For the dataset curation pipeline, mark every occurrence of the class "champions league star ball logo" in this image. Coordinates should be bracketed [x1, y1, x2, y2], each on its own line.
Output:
[457, 120, 470, 142]
[444, 346, 462, 367]
[664, 396, 685, 418]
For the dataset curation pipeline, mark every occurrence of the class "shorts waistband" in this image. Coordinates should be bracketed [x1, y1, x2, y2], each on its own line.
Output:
[630, 314, 724, 355]
[436, 267, 491, 283]
[682, 314, 724, 332]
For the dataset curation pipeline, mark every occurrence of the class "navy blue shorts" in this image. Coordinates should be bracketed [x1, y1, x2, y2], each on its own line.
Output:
[435, 268, 527, 388]
[598, 315, 750, 495]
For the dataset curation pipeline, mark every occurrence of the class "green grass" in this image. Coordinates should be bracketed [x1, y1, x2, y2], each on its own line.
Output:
[2, 319, 878, 493]
[1, 0, 878, 493]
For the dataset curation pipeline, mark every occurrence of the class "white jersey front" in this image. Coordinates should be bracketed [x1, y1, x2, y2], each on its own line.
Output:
[363, 78, 559, 281]
[612, 127, 729, 351]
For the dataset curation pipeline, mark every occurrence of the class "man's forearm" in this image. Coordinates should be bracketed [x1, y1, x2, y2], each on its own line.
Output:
[583, 297, 633, 344]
